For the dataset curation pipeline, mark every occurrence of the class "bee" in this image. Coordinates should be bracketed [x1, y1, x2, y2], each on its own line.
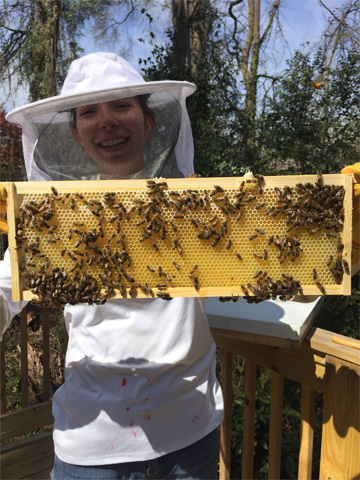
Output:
[170, 221, 178, 232]
[255, 228, 265, 235]
[312, 269, 318, 280]
[326, 255, 334, 267]
[51, 186, 58, 196]
[253, 270, 262, 279]
[263, 249, 268, 260]
[211, 235, 220, 248]
[316, 282, 326, 295]
[161, 272, 171, 282]
[156, 292, 173, 300]
[343, 259, 350, 275]
[156, 283, 167, 289]
[255, 202, 266, 209]
[225, 239, 232, 250]
[189, 275, 199, 290]
[137, 283, 149, 296]
[123, 273, 135, 283]
[173, 261, 181, 271]
[235, 252, 242, 260]
[120, 284, 127, 297]
[129, 286, 137, 298]
[236, 212, 244, 222]
[173, 214, 185, 219]
[249, 234, 258, 241]
[219, 297, 232, 302]
[190, 218, 198, 228]
[253, 253, 263, 259]
[152, 242, 159, 251]
[190, 265, 198, 275]
[145, 283, 154, 297]
[147, 265, 155, 272]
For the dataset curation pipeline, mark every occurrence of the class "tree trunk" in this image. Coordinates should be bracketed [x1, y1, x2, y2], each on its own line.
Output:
[172, 0, 189, 76]
[29, 0, 60, 101]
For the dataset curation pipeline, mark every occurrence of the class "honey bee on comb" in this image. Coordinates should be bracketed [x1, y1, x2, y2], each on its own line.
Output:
[10, 173, 350, 307]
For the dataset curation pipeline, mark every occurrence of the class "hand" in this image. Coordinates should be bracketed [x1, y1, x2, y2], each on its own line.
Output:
[0, 184, 8, 234]
[341, 163, 360, 271]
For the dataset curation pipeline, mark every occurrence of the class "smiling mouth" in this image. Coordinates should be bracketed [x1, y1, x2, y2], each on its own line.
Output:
[98, 138, 128, 147]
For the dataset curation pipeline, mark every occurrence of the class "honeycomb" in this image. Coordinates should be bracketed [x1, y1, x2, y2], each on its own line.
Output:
[10, 174, 351, 307]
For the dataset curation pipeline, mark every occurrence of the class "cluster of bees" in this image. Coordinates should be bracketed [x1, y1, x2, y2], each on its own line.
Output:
[14, 173, 347, 308]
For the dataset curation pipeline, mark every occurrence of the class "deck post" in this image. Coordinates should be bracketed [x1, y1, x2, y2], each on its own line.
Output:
[319, 355, 360, 480]
[219, 349, 233, 480]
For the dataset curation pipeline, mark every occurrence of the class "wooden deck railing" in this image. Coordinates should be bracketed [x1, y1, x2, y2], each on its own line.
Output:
[1, 305, 359, 480]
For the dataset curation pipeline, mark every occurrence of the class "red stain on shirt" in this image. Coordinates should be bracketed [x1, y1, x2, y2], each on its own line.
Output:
[130, 429, 137, 438]
[122, 377, 126, 387]
[110, 445, 114, 450]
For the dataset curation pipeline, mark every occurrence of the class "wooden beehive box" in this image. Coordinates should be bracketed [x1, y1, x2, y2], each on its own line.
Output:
[6, 174, 353, 307]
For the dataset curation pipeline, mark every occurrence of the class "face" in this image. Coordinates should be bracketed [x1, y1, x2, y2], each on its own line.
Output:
[73, 97, 153, 177]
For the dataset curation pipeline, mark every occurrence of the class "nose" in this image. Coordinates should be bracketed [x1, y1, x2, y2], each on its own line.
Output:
[99, 108, 118, 129]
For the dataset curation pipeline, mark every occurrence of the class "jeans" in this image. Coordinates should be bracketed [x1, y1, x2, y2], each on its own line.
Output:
[50, 428, 219, 480]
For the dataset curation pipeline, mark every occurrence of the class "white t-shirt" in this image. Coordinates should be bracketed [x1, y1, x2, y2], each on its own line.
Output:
[0, 250, 224, 465]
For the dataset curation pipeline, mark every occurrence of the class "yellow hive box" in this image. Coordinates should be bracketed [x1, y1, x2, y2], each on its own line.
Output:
[6, 174, 353, 306]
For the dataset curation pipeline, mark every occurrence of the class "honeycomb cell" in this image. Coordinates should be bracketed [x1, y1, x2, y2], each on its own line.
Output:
[13, 176, 349, 307]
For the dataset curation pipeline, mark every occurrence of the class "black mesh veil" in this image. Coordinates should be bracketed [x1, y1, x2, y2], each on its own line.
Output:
[32, 91, 183, 181]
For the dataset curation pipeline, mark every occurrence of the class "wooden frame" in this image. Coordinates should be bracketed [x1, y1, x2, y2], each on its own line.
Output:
[6, 174, 353, 304]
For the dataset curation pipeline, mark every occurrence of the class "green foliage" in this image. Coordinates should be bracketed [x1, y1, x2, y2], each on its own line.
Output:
[141, 25, 253, 177]
[0, 108, 26, 181]
[314, 272, 360, 339]
[259, 49, 360, 175]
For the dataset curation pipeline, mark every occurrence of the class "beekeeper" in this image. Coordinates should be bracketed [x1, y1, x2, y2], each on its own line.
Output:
[1, 52, 223, 480]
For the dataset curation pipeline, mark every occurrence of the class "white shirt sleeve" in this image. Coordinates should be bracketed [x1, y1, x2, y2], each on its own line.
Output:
[0, 249, 28, 340]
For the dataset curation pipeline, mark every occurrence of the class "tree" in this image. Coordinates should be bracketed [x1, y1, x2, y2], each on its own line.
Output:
[259, 48, 360, 175]
[0, 108, 25, 181]
[0, 0, 115, 101]
[223, 0, 282, 136]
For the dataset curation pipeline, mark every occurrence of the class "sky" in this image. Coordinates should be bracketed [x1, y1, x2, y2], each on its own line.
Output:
[1, 0, 347, 111]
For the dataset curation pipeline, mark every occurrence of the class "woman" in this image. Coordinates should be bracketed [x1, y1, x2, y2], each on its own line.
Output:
[2, 52, 224, 479]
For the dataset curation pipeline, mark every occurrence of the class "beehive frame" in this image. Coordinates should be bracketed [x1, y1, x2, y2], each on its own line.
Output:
[6, 174, 353, 306]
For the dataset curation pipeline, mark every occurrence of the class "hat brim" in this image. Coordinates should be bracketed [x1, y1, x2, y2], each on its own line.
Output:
[6, 80, 196, 125]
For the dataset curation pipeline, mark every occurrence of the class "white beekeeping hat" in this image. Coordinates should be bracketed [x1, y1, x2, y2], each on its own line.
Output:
[6, 52, 196, 181]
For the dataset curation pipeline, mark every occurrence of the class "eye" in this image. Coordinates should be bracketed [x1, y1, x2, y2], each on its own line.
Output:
[114, 102, 130, 110]
[78, 107, 96, 117]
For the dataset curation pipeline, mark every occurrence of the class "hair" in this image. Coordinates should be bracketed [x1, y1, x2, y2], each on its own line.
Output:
[70, 94, 155, 131]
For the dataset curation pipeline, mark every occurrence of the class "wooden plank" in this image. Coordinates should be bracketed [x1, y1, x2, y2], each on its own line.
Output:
[20, 307, 29, 408]
[1, 431, 54, 480]
[6, 174, 352, 305]
[42, 307, 50, 401]
[0, 401, 53, 441]
[219, 349, 233, 480]
[307, 327, 360, 366]
[241, 360, 256, 480]
[298, 385, 315, 480]
[268, 371, 284, 479]
[319, 356, 360, 480]
[5, 181, 23, 302]
[211, 331, 326, 393]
